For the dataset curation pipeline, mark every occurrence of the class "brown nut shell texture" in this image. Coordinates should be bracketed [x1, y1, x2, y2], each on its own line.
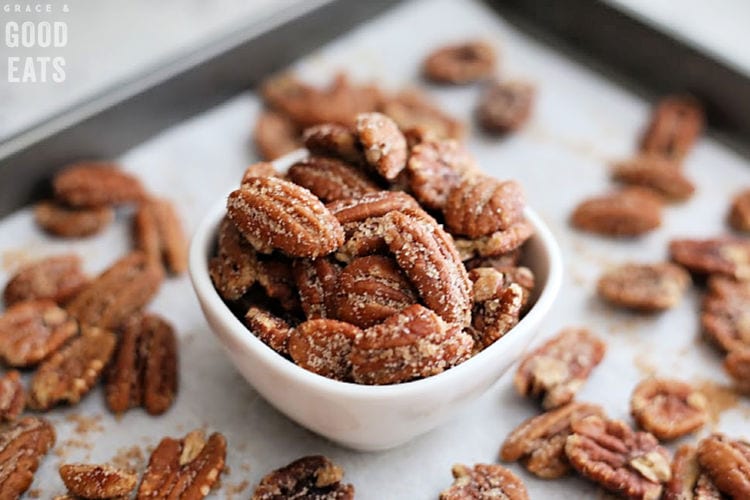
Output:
[252, 455, 354, 500]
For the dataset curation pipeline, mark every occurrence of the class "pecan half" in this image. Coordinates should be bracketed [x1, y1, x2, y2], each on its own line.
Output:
[241, 162, 278, 184]
[227, 176, 344, 258]
[350, 304, 474, 385]
[254, 110, 301, 161]
[612, 154, 695, 201]
[597, 262, 690, 311]
[571, 188, 663, 237]
[53, 162, 145, 207]
[66, 252, 163, 330]
[0, 371, 25, 422]
[514, 328, 606, 409]
[138, 430, 226, 499]
[696, 434, 750, 499]
[287, 156, 377, 203]
[565, 415, 671, 500]
[665, 444, 723, 500]
[0, 416, 55, 498]
[454, 219, 535, 260]
[724, 348, 750, 394]
[439, 463, 528, 500]
[133, 198, 188, 275]
[469, 270, 525, 350]
[35, 200, 114, 238]
[631, 378, 707, 440]
[30, 326, 116, 410]
[0, 300, 78, 367]
[406, 139, 478, 210]
[423, 41, 496, 85]
[302, 123, 363, 164]
[701, 276, 750, 351]
[384, 210, 472, 326]
[256, 255, 300, 313]
[444, 176, 525, 238]
[355, 112, 407, 180]
[640, 95, 703, 161]
[477, 80, 535, 134]
[729, 188, 750, 233]
[106, 314, 178, 416]
[293, 258, 341, 320]
[252, 455, 354, 500]
[337, 255, 418, 328]
[60, 463, 138, 499]
[288, 319, 361, 381]
[3, 254, 88, 306]
[209, 217, 259, 301]
[245, 306, 293, 355]
[327, 191, 420, 225]
[381, 88, 465, 140]
[501, 402, 605, 479]
[670, 237, 750, 279]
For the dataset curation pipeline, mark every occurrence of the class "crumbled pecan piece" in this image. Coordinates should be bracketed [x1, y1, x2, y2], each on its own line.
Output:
[454, 219, 535, 261]
[477, 80, 535, 134]
[640, 95, 703, 161]
[133, 197, 187, 275]
[665, 444, 723, 500]
[0, 371, 25, 422]
[106, 314, 178, 415]
[631, 378, 707, 440]
[302, 123, 363, 164]
[355, 112, 407, 180]
[696, 434, 750, 499]
[138, 430, 226, 499]
[565, 415, 671, 500]
[445, 176, 525, 238]
[245, 306, 293, 355]
[3, 254, 88, 306]
[227, 176, 344, 258]
[406, 139, 479, 210]
[66, 252, 163, 330]
[35, 201, 114, 238]
[0, 416, 55, 497]
[423, 41, 496, 85]
[501, 402, 605, 479]
[571, 188, 663, 237]
[724, 348, 750, 394]
[350, 304, 474, 385]
[288, 156, 377, 202]
[440, 463, 529, 500]
[612, 154, 695, 201]
[0, 300, 78, 367]
[256, 255, 300, 313]
[335, 218, 391, 263]
[209, 217, 259, 301]
[597, 262, 690, 311]
[254, 110, 302, 161]
[671, 237, 750, 279]
[701, 276, 750, 351]
[381, 88, 465, 140]
[469, 269, 526, 349]
[514, 328, 606, 409]
[288, 319, 361, 381]
[30, 326, 116, 410]
[729, 188, 750, 233]
[52, 162, 145, 207]
[59, 463, 137, 499]
[253, 455, 354, 500]
[293, 258, 341, 320]
[337, 255, 418, 328]
[464, 250, 522, 271]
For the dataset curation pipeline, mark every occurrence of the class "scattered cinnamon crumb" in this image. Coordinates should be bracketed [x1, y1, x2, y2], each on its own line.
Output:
[27, 489, 41, 498]
[225, 480, 250, 499]
[694, 379, 740, 427]
[633, 354, 657, 377]
[111, 445, 145, 472]
[66, 413, 104, 434]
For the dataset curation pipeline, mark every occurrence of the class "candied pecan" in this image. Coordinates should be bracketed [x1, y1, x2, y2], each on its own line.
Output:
[254, 110, 301, 161]
[671, 237, 750, 279]
[256, 255, 300, 312]
[445, 176, 525, 238]
[0, 371, 25, 421]
[696, 434, 750, 499]
[440, 463, 528, 500]
[227, 176, 344, 258]
[729, 188, 750, 233]
[106, 314, 178, 416]
[597, 262, 690, 311]
[571, 188, 662, 237]
[565, 416, 671, 500]
[470, 266, 535, 303]
[384, 210, 472, 326]
[288, 319, 361, 380]
[406, 139, 478, 210]
[631, 378, 707, 440]
[454, 219, 535, 260]
[501, 402, 605, 479]
[335, 218, 391, 263]
[0, 416, 55, 498]
[60, 463, 137, 499]
[245, 306, 293, 355]
[0, 300, 77, 367]
[209, 217, 259, 301]
[302, 123, 363, 164]
[464, 250, 522, 271]
[469, 271, 525, 349]
[337, 255, 418, 328]
[138, 430, 226, 499]
[133, 197, 188, 274]
[3, 254, 88, 306]
[327, 190, 420, 225]
[640, 95, 703, 161]
[350, 304, 474, 385]
[724, 348, 750, 394]
[477, 80, 535, 134]
[612, 154, 695, 201]
[241, 162, 278, 184]
[381, 88, 464, 140]
[514, 328, 606, 409]
[354, 112, 407, 180]
[293, 258, 341, 320]
[665, 444, 723, 500]
[29, 326, 116, 410]
[423, 41, 496, 85]
[252, 455, 354, 500]
[701, 276, 750, 351]
[287, 156, 377, 202]
[35, 200, 114, 238]
[66, 252, 163, 330]
[53, 162, 145, 207]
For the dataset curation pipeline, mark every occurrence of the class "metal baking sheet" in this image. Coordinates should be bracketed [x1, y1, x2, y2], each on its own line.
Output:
[1, 0, 749, 497]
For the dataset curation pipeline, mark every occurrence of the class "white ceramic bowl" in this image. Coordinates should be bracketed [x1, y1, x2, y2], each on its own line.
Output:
[189, 155, 563, 451]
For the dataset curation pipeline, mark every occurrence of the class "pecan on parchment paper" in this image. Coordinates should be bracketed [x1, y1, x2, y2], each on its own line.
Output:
[630, 378, 707, 440]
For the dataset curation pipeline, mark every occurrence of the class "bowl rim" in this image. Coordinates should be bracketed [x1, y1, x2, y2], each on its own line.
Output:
[188, 165, 563, 400]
